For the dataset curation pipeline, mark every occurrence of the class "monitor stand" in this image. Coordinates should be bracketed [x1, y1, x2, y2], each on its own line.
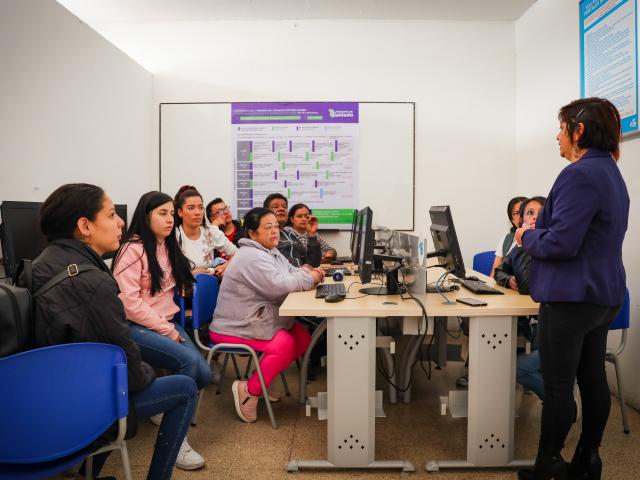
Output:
[359, 268, 404, 295]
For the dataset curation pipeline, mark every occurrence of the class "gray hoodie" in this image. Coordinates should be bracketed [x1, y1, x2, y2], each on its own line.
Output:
[210, 238, 315, 340]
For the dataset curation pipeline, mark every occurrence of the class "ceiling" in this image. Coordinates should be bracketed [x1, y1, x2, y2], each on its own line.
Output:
[57, 0, 538, 23]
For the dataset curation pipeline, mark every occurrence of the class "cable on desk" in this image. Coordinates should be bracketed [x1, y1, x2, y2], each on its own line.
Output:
[343, 281, 368, 300]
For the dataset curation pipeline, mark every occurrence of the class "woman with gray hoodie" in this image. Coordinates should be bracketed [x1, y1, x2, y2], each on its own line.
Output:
[209, 207, 324, 423]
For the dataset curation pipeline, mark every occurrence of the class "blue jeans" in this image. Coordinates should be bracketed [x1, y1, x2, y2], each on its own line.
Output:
[516, 350, 544, 400]
[88, 375, 197, 480]
[129, 321, 212, 389]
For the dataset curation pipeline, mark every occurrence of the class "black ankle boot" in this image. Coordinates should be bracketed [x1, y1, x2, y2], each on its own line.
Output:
[518, 451, 567, 480]
[567, 443, 602, 480]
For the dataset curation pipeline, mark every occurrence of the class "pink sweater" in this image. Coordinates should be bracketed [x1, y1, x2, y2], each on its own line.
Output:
[113, 241, 180, 340]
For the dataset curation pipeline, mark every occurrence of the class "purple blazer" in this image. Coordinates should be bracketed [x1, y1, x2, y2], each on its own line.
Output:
[522, 149, 629, 306]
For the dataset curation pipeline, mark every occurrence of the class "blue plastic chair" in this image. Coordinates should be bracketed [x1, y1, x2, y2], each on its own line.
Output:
[0, 343, 132, 480]
[472, 250, 495, 277]
[607, 288, 631, 434]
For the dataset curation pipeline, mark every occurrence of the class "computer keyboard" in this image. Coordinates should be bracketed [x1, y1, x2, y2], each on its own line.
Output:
[315, 283, 347, 298]
[460, 279, 504, 295]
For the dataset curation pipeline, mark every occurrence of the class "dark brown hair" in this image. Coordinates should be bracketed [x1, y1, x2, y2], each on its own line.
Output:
[173, 185, 203, 226]
[558, 97, 621, 159]
[40, 183, 105, 242]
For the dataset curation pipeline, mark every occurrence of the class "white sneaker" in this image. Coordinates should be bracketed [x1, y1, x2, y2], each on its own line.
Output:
[175, 437, 205, 470]
[149, 413, 163, 427]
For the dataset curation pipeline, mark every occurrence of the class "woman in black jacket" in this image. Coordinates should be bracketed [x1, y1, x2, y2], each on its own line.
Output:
[32, 183, 198, 480]
[494, 196, 546, 294]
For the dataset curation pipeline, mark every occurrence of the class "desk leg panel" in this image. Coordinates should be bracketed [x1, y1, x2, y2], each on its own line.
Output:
[327, 316, 376, 467]
[467, 315, 517, 466]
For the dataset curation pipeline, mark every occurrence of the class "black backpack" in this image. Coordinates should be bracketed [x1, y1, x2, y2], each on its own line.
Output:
[0, 261, 100, 358]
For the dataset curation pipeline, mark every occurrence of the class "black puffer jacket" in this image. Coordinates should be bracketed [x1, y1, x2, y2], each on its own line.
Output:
[494, 245, 532, 295]
[32, 239, 154, 392]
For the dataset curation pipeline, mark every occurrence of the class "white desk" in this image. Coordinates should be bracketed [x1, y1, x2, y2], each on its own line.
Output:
[281, 271, 539, 473]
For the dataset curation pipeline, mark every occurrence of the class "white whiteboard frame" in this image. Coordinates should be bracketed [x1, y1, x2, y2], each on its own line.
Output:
[159, 101, 415, 231]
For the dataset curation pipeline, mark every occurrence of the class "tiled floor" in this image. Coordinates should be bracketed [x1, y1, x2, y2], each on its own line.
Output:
[95, 354, 640, 480]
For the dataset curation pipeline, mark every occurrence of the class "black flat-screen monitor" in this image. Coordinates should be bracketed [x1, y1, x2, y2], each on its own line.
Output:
[356, 207, 374, 286]
[429, 205, 466, 279]
[0, 201, 128, 278]
[349, 209, 361, 263]
[0, 201, 48, 281]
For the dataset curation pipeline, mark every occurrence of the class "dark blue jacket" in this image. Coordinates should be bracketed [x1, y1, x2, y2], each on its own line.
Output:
[522, 149, 629, 305]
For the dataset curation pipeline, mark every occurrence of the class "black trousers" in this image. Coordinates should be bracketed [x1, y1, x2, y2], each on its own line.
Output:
[537, 301, 620, 455]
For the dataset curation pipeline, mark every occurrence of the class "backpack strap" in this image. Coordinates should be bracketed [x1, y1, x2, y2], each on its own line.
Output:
[33, 264, 103, 299]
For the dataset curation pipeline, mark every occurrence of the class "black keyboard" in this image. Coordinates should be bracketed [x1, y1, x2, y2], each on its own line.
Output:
[335, 256, 352, 263]
[315, 283, 347, 298]
[460, 279, 504, 295]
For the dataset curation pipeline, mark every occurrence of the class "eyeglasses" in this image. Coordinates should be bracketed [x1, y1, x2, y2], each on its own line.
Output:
[213, 206, 231, 216]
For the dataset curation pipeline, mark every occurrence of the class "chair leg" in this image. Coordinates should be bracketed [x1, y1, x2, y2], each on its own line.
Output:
[612, 354, 631, 434]
[248, 349, 277, 429]
[231, 354, 241, 379]
[120, 443, 133, 480]
[217, 353, 231, 395]
[192, 388, 204, 426]
[244, 355, 253, 378]
[280, 371, 291, 396]
[85, 455, 94, 480]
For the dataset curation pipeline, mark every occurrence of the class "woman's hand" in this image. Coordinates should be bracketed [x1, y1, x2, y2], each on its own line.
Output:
[515, 223, 535, 246]
[191, 267, 211, 276]
[310, 268, 324, 285]
[213, 262, 228, 278]
[306, 216, 319, 236]
[211, 214, 226, 227]
[508, 276, 518, 291]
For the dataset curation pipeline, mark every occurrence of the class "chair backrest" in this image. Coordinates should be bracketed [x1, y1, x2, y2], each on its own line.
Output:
[192, 273, 220, 330]
[0, 343, 128, 464]
[472, 250, 495, 277]
[610, 288, 630, 331]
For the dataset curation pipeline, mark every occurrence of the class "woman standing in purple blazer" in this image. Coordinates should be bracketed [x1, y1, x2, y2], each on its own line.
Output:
[515, 98, 629, 480]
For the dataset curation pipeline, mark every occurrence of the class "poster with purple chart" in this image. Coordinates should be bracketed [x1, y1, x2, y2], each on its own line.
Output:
[231, 102, 359, 229]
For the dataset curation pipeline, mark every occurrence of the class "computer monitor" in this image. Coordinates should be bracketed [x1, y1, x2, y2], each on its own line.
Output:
[428, 205, 466, 279]
[356, 207, 403, 295]
[349, 209, 361, 263]
[0, 201, 48, 281]
[0, 201, 128, 278]
[356, 207, 374, 285]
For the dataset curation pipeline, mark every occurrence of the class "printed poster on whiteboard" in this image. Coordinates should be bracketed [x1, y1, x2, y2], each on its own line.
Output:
[231, 102, 359, 230]
[580, 0, 638, 135]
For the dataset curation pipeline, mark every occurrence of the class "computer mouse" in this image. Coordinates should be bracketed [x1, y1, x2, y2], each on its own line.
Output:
[324, 294, 345, 303]
[466, 275, 480, 281]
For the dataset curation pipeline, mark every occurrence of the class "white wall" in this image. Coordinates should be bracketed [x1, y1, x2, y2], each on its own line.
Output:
[0, 0, 153, 220]
[516, 0, 640, 409]
[95, 19, 519, 264]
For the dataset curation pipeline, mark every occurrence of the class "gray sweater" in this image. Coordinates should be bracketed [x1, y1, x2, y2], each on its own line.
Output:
[210, 238, 315, 340]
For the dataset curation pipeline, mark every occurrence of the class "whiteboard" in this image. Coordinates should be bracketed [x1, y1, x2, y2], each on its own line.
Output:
[159, 102, 414, 230]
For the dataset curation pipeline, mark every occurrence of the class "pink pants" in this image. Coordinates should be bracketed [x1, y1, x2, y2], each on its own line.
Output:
[209, 322, 311, 397]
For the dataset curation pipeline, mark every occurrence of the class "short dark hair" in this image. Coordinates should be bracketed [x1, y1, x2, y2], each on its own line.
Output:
[558, 97, 621, 158]
[519, 196, 547, 227]
[287, 203, 311, 226]
[507, 196, 527, 232]
[263, 193, 287, 209]
[173, 185, 203, 226]
[40, 183, 105, 242]
[243, 207, 276, 236]
[205, 197, 225, 222]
